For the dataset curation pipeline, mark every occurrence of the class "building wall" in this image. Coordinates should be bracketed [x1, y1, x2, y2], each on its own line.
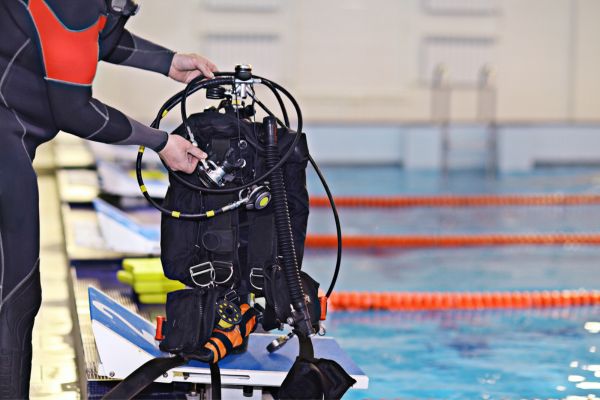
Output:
[94, 0, 600, 125]
[572, 0, 600, 120]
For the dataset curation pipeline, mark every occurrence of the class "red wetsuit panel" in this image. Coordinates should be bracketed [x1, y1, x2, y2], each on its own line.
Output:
[28, 0, 106, 85]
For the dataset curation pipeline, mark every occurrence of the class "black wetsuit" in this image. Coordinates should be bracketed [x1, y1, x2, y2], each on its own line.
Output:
[0, 0, 174, 397]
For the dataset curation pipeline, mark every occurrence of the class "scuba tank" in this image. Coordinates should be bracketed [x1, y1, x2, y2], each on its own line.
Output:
[103, 65, 354, 399]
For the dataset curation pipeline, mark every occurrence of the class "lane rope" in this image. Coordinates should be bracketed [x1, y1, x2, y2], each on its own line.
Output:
[309, 194, 600, 208]
[328, 289, 600, 311]
[306, 233, 600, 249]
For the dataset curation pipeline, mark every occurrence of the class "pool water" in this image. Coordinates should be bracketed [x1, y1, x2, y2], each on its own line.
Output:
[305, 247, 600, 293]
[327, 308, 600, 399]
[301, 167, 600, 399]
[307, 166, 600, 196]
[308, 205, 600, 235]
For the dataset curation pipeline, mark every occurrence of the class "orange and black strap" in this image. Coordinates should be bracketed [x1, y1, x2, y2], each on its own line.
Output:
[239, 306, 258, 338]
[213, 332, 235, 353]
[206, 339, 223, 361]
[203, 305, 258, 363]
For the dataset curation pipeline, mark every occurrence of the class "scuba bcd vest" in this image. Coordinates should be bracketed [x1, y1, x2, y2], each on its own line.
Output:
[104, 67, 355, 400]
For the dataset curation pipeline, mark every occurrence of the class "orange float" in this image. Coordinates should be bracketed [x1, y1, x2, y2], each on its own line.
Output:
[309, 194, 600, 208]
[328, 290, 600, 311]
[306, 233, 600, 249]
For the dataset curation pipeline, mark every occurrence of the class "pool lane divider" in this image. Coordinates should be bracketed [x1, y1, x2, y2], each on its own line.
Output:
[328, 290, 600, 311]
[306, 233, 600, 248]
[309, 194, 600, 208]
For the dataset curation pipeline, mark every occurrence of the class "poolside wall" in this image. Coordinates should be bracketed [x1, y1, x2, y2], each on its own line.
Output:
[306, 123, 600, 172]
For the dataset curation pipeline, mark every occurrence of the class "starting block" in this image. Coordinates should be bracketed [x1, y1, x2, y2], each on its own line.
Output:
[89, 287, 368, 398]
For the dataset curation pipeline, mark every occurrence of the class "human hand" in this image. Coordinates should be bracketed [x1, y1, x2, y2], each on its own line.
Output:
[159, 135, 207, 173]
[168, 53, 218, 83]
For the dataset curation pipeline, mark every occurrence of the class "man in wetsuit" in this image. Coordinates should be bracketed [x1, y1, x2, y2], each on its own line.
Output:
[0, 0, 218, 397]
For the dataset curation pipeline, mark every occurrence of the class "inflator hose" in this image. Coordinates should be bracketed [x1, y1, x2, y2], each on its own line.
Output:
[263, 116, 313, 337]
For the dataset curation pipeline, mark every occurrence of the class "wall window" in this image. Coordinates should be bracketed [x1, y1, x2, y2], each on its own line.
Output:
[420, 37, 496, 86]
[422, 0, 500, 16]
[203, 0, 279, 12]
[204, 34, 282, 81]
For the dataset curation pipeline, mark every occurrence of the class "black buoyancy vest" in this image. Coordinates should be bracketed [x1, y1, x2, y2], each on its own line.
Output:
[160, 107, 310, 299]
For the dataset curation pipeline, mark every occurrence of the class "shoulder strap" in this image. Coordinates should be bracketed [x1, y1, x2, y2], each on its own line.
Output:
[245, 212, 276, 294]
[296, 331, 315, 360]
[102, 356, 222, 400]
[102, 356, 186, 399]
[210, 363, 222, 400]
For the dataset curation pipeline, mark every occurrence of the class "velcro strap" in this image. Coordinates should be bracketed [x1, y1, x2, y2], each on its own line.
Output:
[201, 182, 238, 274]
[246, 214, 276, 293]
[296, 331, 315, 360]
[239, 307, 257, 338]
[209, 362, 222, 400]
[207, 339, 223, 361]
[102, 355, 186, 399]
[212, 331, 235, 355]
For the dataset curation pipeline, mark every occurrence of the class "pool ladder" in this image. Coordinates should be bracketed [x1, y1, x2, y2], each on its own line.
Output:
[431, 64, 498, 176]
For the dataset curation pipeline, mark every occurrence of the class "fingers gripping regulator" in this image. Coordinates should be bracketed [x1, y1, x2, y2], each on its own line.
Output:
[104, 66, 354, 400]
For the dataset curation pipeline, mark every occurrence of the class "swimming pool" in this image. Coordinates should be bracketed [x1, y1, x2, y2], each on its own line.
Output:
[304, 167, 600, 398]
[327, 307, 600, 399]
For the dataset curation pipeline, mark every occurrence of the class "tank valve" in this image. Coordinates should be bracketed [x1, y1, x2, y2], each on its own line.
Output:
[235, 64, 252, 81]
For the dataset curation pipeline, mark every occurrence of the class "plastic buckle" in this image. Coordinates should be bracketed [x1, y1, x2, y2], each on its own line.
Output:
[189, 262, 215, 287]
[155, 316, 166, 341]
[224, 289, 239, 303]
[249, 267, 264, 291]
[213, 261, 234, 285]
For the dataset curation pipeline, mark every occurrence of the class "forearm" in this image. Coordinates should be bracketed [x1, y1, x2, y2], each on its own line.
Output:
[47, 81, 168, 151]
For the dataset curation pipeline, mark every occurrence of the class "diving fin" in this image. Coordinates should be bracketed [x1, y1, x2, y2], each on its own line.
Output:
[276, 356, 357, 400]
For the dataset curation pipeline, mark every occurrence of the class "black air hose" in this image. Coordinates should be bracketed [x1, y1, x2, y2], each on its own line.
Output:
[263, 116, 313, 337]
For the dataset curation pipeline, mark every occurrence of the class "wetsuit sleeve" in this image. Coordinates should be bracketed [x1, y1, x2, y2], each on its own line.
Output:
[100, 15, 175, 75]
[103, 29, 175, 76]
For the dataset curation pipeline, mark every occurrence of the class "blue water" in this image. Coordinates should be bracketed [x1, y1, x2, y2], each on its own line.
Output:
[304, 247, 600, 293]
[308, 205, 600, 235]
[307, 166, 600, 196]
[305, 246, 600, 398]
[303, 166, 600, 398]
[301, 248, 600, 399]
[326, 308, 600, 399]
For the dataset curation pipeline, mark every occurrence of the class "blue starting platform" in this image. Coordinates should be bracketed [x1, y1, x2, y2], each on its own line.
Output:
[70, 268, 368, 400]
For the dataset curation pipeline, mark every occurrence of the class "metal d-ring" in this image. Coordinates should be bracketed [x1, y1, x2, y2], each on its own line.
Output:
[189, 262, 216, 287]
